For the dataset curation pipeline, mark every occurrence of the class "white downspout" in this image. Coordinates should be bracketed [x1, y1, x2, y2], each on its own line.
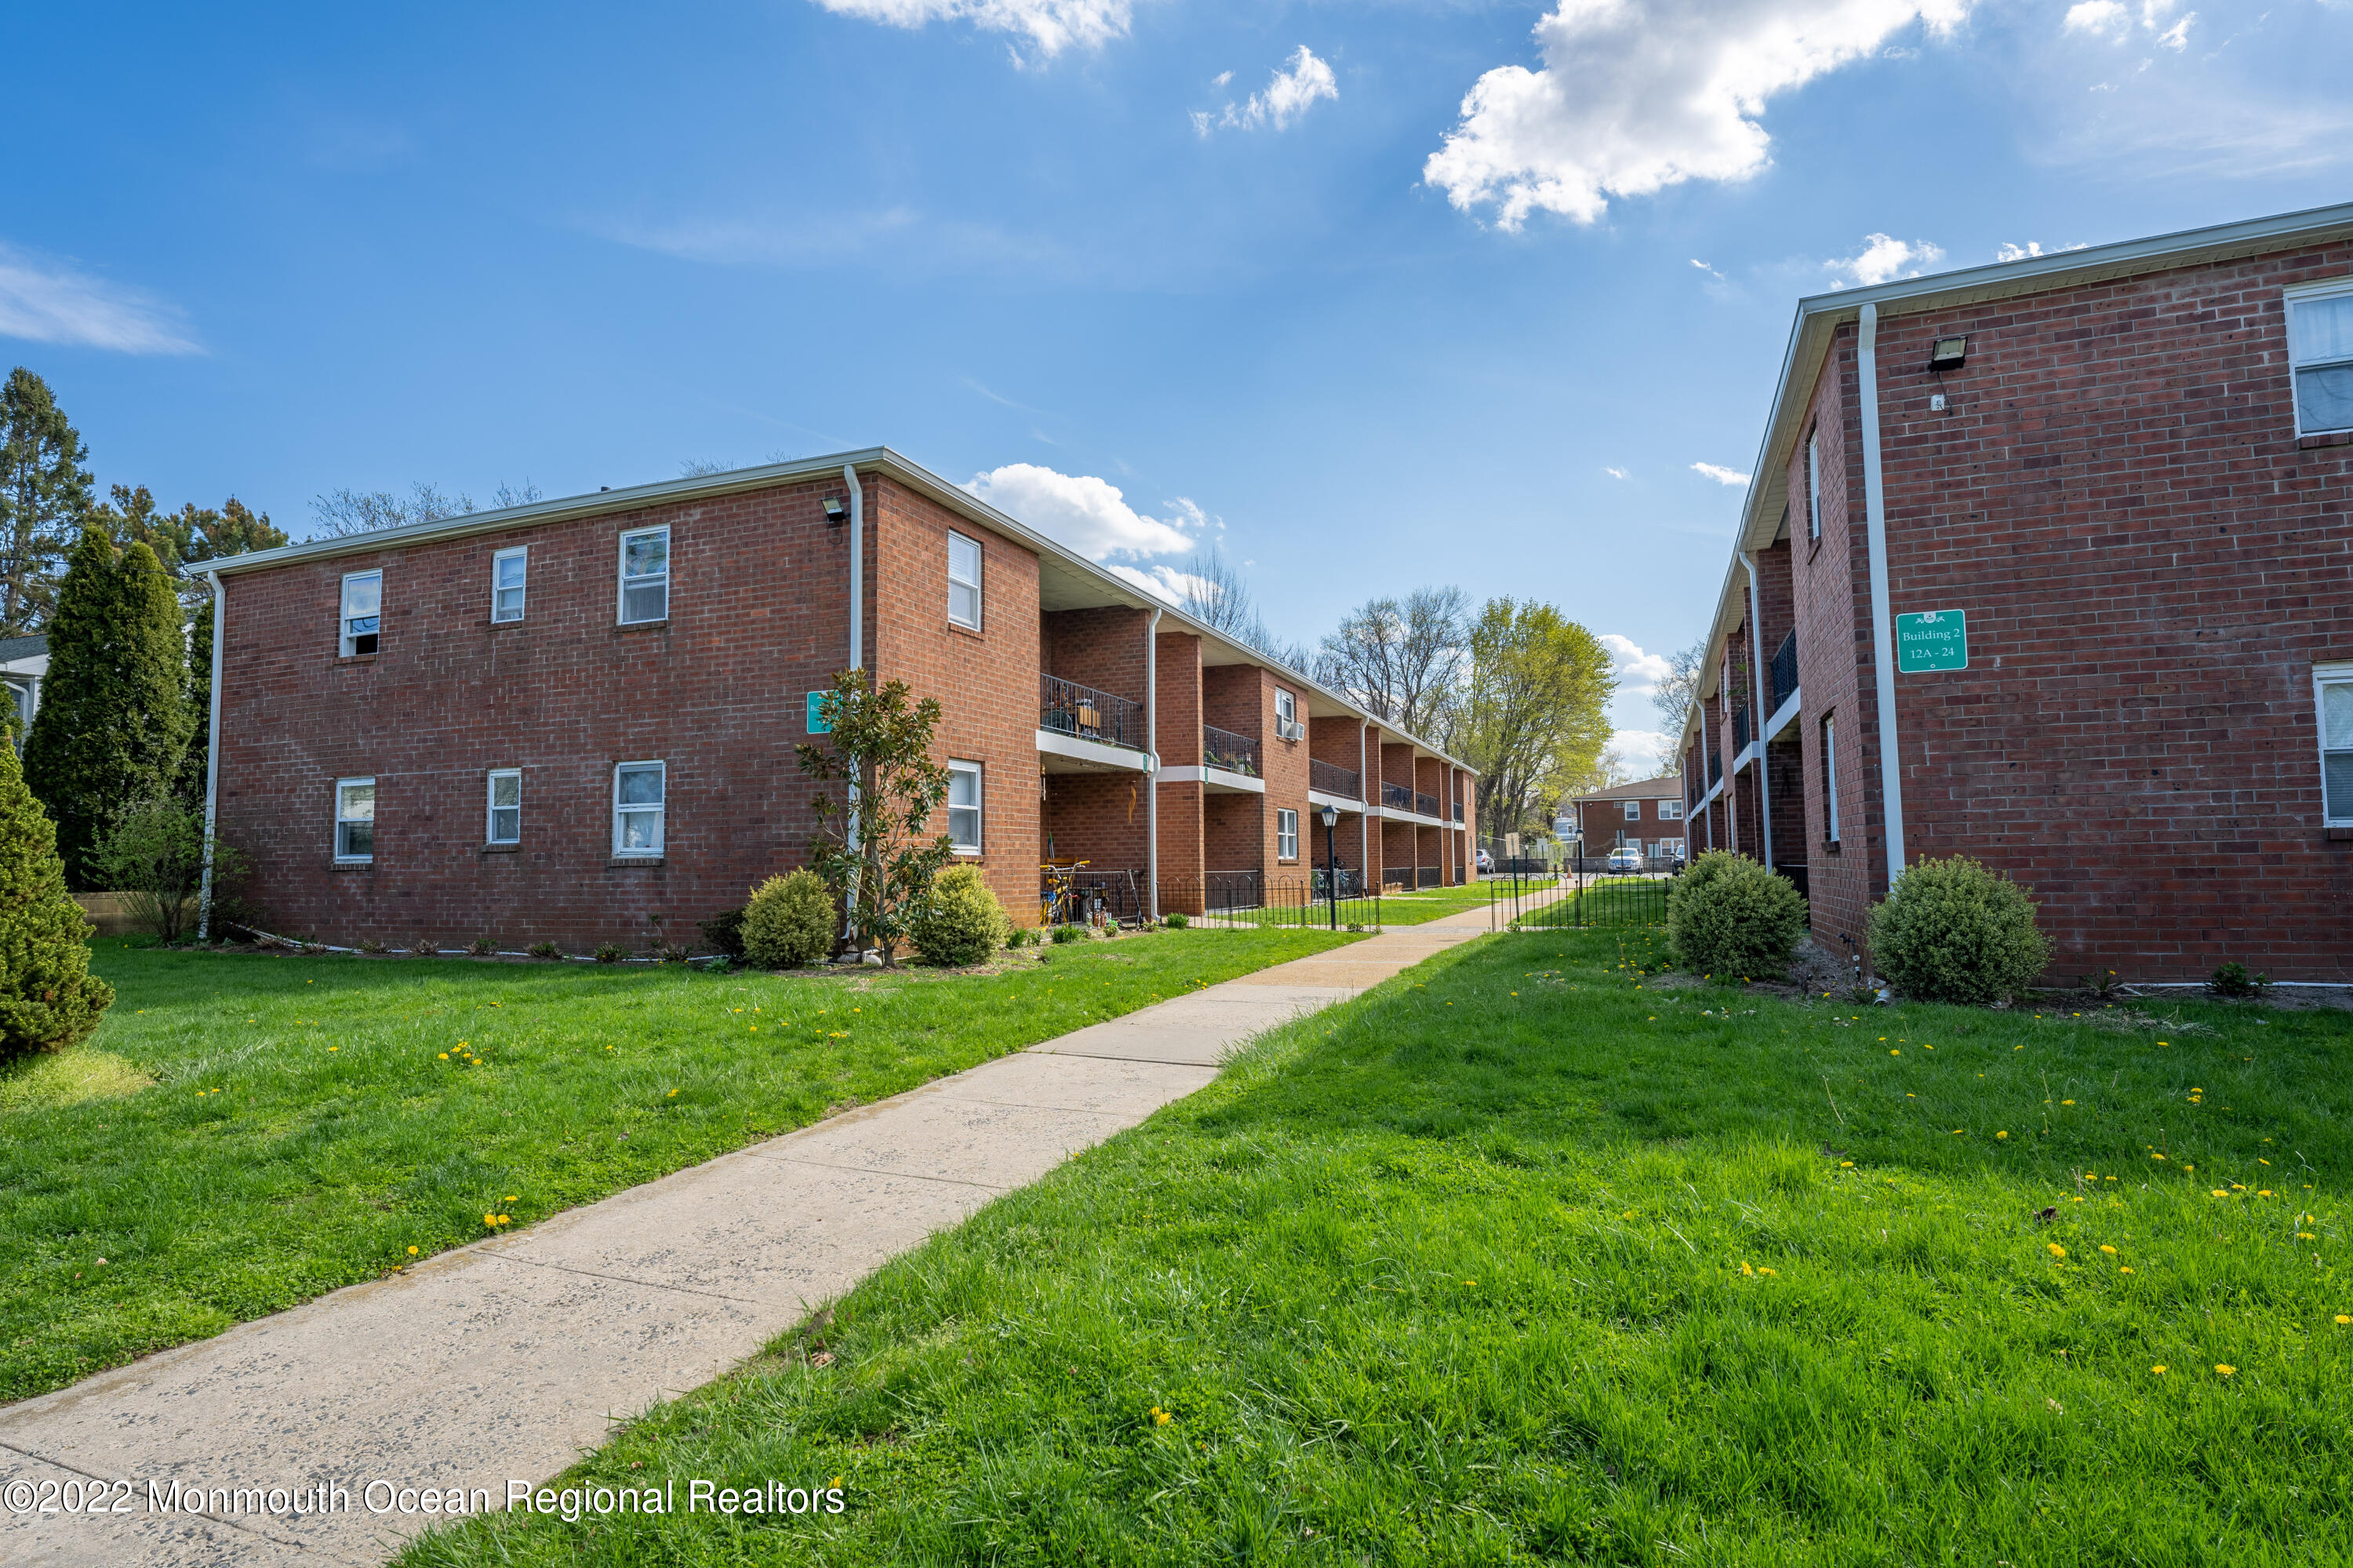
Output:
[1358, 721, 1370, 886]
[196, 571, 225, 940]
[1741, 551, 1773, 875]
[1857, 303, 1906, 880]
[842, 464, 864, 946]
[1145, 606, 1161, 922]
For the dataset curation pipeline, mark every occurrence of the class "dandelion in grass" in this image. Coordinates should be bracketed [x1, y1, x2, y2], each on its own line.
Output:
[407, 1246, 418, 1256]
[2100, 1245, 2116, 1255]
[2119, 1266, 2134, 1274]
[2337, 1315, 2351, 1326]
[2151, 1364, 2167, 1375]
[1997, 1131, 2009, 1140]
[2215, 1365, 2235, 1377]
[2049, 1244, 2066, 1259]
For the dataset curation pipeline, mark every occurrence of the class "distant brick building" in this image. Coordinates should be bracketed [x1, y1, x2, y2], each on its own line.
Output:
[202, 449, 1476, 949]
[1679, 202, 2353, 981]
[1567, 776, 1687, 859]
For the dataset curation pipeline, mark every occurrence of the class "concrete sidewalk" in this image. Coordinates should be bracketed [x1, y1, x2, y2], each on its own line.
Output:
[0, 909, 1492, 1567]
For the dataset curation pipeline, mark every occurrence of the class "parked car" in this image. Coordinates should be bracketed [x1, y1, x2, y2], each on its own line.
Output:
[1475, 848, 1493, 872]
[1604, 846, 1646, 875]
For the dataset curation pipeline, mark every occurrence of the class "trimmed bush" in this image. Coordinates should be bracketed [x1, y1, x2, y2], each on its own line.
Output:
[1867, 855, 2053, 1005]
[0, 737, 113, 1061]
[744, 870, 835, 969]
[697, 907, 747, 962]
[910, 864, 1012, 967]
[1162, 911, 1188, 930]
[1666, 850, 1807, 981]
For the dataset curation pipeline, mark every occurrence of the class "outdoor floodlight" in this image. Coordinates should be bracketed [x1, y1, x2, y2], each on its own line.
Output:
[1928, 335, 1969, 372]
[823, 496, 849, 526]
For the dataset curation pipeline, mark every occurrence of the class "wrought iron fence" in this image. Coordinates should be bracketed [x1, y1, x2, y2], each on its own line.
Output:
[1489, 868, 1673, 932]
[1771, 630, 1798, 714]
[1733, 704, 1751, 752]
[1707, 748, 1722, 786]
[1204, 723, 1260, 777]
[1310, 758, 1362, 799]
[1415, 791, 1440, 817]
[1452, 799, 1464, 822]
[1040, 675, 1144, 751]
[1381, 780, 1414, 811]
[1158, 875, 1383, 930]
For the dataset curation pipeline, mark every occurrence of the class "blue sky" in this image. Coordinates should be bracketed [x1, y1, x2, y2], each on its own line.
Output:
[5, 0, 2349, 768]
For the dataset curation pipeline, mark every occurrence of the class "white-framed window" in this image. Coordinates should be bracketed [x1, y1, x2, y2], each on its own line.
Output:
[1658, 799, 1682, 821]
[492, 546, 527, 623]
[1623, 799, 1642, 821]
[613, 761, 665, 857]
[2287, 282, 2353, 437]
[2318, 664, 2353, 825]
[947, 531, 982, 630]
[1276, 807, 1299, 861]
[1275, 688, 1297, 733]
[946, 759, 982, 853]
[618, 526, 670, 624]
[1822, 712, 1840, 843]
[486, 768, 521, 845]
[334, 777, 376, 862]
[340, 570, 381, 656]
[1806, 427, 1823, 541]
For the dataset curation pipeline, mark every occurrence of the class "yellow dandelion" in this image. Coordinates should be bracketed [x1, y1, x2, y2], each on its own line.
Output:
[438, 1053, 449, 1060]
[2214, 1365, 2235, 1377]
[2300, 1233, 2318, 1242]
[2336, 1315, 2351, 1326]
[1839, 1160, 1854, 1167]
[2061, 1100, 2075, 1106]
[1996, 1131, 2009, 1140]
[2151, 1364, 2167, 1375]
[2048, 1243, 2066, 1259]
[407, 1246, 419, 1255]
[2099, 1245, 2116, 1255]
[2119, 1266, 2134, 1274]
[1757, 1265, 1777, 1276]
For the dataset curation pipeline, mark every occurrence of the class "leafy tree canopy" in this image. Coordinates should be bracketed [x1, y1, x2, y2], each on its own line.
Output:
[0, 368, 94, 637]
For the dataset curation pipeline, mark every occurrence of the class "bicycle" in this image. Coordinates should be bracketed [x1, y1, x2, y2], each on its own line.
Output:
[1039, 860, 1092, 927]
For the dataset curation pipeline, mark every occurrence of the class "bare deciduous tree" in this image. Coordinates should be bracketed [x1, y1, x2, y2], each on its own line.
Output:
[1651, 639, 1706, 774]
[308, 479, 542, 539]
[1175, 544, 1311, 672]
[1315, 586, 1469, 740]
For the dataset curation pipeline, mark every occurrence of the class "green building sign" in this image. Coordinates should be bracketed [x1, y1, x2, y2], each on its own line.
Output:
[806, 690, 833, 734]
[1895, 609, 1968, 673]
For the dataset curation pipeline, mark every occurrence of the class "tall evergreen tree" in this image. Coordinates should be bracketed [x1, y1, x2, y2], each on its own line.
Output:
[0, 368, 95, 636]
[22, 524, 195, 886]
[0, 734, 112, 1060]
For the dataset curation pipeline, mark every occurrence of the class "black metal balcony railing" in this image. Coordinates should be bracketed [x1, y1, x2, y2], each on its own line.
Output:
[1771, 630, 1798, 715]
[1309, 758, 1361, 799]
[1733, 705, 1751, 753]
[1416, 791, 1439, 818]
[1040, 674, 1144, 751]
[1382, 780, 1414, 811]
[1707, 748, 1722, 786]
[1452, 799, 1464, 822]
[1203, 723, 1260, 777]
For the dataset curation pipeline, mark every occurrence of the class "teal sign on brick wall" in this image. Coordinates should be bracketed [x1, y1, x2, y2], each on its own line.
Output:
[1895, 609, 1969, 673]
[806, 690, 833, 734]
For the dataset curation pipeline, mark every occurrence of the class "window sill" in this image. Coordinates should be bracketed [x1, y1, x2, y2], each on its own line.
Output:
[608, 856, 664, 867]
[951, 848, 983, 858]
[2327, 825, 2353, 842]
[489, 617, 527, 629]
[482, 843, 522, 854]
[329, 860, 374, 871]
[2297, 431, 2353, 451]
[336, 654, 378, 666]
[614, 620, 669, 634]
[947, 619, 984, 638]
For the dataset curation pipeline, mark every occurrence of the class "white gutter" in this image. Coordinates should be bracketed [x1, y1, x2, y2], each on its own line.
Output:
[1145, 607, 1161, 922]
[1740, 551, 1772, 875]
[196, 571, 225, 940]
[1858, 303, 1906, 881]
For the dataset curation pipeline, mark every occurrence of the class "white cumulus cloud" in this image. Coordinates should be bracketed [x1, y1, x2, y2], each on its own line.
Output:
[0, 242, 200, 355]
[1195, 45, 1339, 135]
[1104, 563, 1217, 606]
[2064, 0, 2193, 49]
[809, 0, 1131, 60]
[1600, 634, 1673, 692]
[964, 463, 1207, 563]
[1690, 462, 1751, 486]
[1609, 728, 1675, 773]
[1424, 0, 1973, 230]
[1824, 232, 1945, 286]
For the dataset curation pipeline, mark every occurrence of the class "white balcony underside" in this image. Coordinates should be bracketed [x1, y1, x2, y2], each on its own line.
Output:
[1156, 764, 1264, 794]
[1035, 729, 1151, 774]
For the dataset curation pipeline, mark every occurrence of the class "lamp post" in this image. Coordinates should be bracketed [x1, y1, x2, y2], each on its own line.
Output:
[1320, 803, 1340, 931]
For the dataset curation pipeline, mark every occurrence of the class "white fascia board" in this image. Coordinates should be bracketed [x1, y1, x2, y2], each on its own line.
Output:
[1307, 788, 1362, 813]
[1765, 686, 1801, 740]
[1157, 764, 1266, 794]
[1035, 730, 1151, 772]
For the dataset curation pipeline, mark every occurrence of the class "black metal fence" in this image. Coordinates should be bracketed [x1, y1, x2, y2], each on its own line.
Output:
[1381, 780, 1414, 811]
[1309, 758, 1362, 799]
[1159, 875, 1384, 930]
[1204, 724, 1260, 777]
[1489, 868, 1673, 933]
[1771, 631, 1798, 713]
[1040, 674, 1144, 751]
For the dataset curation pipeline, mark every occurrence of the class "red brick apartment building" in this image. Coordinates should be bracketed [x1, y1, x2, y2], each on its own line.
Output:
[1568, 777, 1688, 858]
[198, 449, 1477, 950]
[1678, 201, 2353, 982]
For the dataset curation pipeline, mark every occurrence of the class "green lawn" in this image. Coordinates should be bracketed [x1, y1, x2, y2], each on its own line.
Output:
[406, 925, 2353, 1566]
[1213, 880, 1503, 931]
[0, 928, 1355, 1402]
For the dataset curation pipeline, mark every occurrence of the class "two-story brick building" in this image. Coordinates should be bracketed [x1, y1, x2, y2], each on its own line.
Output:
[199, 449, 1477, 951]
[1678, 201, 2353, 981]
[1568, 776, 1687, 860]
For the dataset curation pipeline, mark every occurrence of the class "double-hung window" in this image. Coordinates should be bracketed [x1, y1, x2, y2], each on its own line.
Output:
[2287, 283, 2353, 437]
[487, 769, 522, 845]
[619, 526, 669, 624]
[1275, 689, 1297, 738]
[1805, 428, 1823, 541]
[1821, 713, 1840, 843]
[1276, 807, 1299, 861]
[613, 762, 665, 857]
[947, 531, 982, 629]
[1658, 799, 1682, 821]
[946, 760, 982, 853]
[2318, 665, 2353, 826]
[492, 547, 527, 623]
[1623, 799, 1642, 821]
[334, 777, 376, 862]
[340, 570, 381, 656]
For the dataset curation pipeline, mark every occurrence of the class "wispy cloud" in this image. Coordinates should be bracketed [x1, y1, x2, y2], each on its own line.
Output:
[1690, 257, 1726, 281]
[1690, 462, 1751, 486]
[807, 0, 1131, 62]
[0, 242, 201, 355]
[1193, 46, 1340, 136]
[1824, 232, 1945, 287]
[1604, 465, 1631, 479]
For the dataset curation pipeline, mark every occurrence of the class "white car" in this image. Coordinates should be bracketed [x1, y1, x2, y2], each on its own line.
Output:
[1603, 846, 1646, 875]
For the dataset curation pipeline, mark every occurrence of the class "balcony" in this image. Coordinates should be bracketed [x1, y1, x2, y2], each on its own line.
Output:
[1707, 748, 1722, 787]
[1381, 780, 1414, 811]
[1309, 758, 1360, 799]
[1416, 790, 1439, 817]
[1771, 631, 1798, 715]
[1203, 723, 1260, 777]
[1733, 705, 1751, 754]
[1040, 674, 1143, 751]
[1452, 799, 1464, 822]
